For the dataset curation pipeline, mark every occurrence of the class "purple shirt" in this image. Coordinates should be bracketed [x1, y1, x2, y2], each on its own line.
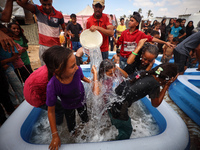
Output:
[46, 66, 85, 109]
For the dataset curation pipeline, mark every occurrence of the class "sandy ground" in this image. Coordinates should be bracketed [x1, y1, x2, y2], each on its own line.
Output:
[28, 45, 199, 149]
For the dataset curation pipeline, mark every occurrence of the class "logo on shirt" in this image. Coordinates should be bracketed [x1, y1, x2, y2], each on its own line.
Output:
[52, 18, 58, 23]
[124, 41, 137, 52]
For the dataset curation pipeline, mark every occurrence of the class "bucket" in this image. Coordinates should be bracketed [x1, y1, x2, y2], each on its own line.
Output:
[80, 29, 103, 56]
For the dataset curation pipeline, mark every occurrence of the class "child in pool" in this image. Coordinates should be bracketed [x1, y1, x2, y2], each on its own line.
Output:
[43, 46, 91, 150]
[91, 61, 178, 140]
[8, 23, 33, 82]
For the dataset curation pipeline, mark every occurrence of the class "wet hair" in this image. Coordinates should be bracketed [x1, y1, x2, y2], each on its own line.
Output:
[98, 59, 115, 80]
[70, 13, 76, 18]
[7, 22, 28, 45]
[151, 30, 159, 37]
[142, 43, 159, 58]
[116, 49, 120, 53]
[120, 18, 124, 22]
[42, 45, 73, 80]
[130, 63, 178, 84]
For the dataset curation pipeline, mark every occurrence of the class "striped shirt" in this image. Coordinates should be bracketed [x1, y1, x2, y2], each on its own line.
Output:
[34, 5, 64, 47]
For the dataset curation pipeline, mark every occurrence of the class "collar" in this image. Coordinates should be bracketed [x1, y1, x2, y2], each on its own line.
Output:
[127, 29, 139, 35]
[39, 5, 56, 16]
[92, 13, 104, 22]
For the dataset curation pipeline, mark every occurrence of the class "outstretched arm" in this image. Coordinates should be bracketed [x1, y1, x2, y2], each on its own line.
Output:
[16, 0, 35, 13]
[89, 25, 114, 37]
[0, 0, 14, 22]
[91, 65, 100, 96]
[152, 37, 175, 48]
[82, 76, 91, 83]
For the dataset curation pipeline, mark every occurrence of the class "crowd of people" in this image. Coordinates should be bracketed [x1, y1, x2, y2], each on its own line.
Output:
[0, 0, 200, 150]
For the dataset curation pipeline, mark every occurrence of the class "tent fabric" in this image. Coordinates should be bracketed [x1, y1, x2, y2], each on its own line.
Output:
[76, 5, 94, 16]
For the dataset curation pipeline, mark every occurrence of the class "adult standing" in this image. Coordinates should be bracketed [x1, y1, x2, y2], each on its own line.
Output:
[159, 18, 166, 53]
[16, 0, 67, 66]
[186, 21, 194, 38]
[179, 18, 186, 43]
[66, 13, 83, 52]
[165, 18, 174, 41]
[109, 14, 116, 51]
[86, 0, 114, 60]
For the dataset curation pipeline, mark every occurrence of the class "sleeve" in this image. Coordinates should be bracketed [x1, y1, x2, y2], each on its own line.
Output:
[46, 78, 58, 106]
[60, 17, 64, 26]
[116, 31, 124, 46]
[106, 15, 112, 26]
[86, 19, 90, 29]
[66, 23, 70, 31]
[142, 33, 153, 42]
[116, 25, 119, 31]
[78, 66, 84, 79]
[179, 28, 185, 35]
[79, 23, 83, 31]
[33, 4, 38, 15]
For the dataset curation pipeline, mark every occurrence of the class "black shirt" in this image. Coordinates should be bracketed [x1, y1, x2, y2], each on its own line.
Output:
[66, 22, 83, 42]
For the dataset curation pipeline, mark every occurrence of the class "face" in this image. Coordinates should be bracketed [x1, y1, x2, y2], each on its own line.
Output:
[181, 20, 186, 26]
[163, 19, 166, 24]
[168, 35, 173, 42]
[93, 3, 104, 18]
[120, 19, 124, 25]
[63, 54, 78, 79]
[106, 67, 115, 77]
[40, 0, 53, 14]
[170, 19, 174, 24]
[188, 22, 193, 27]
[141, 51, 156, 66]
[10, 24, 20, 36]
[155, 25, 160, 29]
[175, 22, 180, 27]
[128, 17, 139, 28]
[71, 17, 76, 24]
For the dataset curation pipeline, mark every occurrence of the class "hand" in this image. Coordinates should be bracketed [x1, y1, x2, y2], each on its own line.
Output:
[71, 34, 75, 38]
[91, 65, 97, 74]
[49, 135, 61, 150]
[138, 38, 147, 48]
[16, 0, 28, 5]
[0, 30, 18, 53]
[165, 73, 179, 87]
[165, 42, 175, 49]
[90, 25, 98, 32]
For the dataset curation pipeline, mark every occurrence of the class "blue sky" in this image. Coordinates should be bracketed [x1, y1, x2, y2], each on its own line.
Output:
[33, 0, 200, 18]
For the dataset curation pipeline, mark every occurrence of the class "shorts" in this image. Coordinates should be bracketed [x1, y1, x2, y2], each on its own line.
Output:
[174, 49, 188, 73]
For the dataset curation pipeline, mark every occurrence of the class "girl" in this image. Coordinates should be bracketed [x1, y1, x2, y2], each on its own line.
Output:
[186, 21, 194, 38]
[43, 46, 91, 150]
[8, 22, 33, 82]
[91, 61, 178, 140]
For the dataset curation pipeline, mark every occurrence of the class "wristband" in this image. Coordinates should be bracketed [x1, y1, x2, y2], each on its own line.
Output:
[132, 51, 138, 55]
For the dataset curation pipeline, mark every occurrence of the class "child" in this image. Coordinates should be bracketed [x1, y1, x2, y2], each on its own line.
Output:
[8, 23, 33, 82]
[149, 30, 160, 45]
[111, 49, 120, 64]
[170, 19, 185, 38]
[153, 22, 161, 38]
[161, 37, 179, 63]
[91, 61, 178, 140]
[43, 46, 91, 150]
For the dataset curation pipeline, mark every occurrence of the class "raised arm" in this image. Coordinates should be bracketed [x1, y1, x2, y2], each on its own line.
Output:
[91, 65, 100, 96]
[0, 0, 14, 22]
[127, 38, 147, 64]
[16, 0, 35, 13]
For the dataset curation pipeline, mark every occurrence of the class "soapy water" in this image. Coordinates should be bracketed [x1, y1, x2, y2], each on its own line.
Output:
[30, 47, 159, 144]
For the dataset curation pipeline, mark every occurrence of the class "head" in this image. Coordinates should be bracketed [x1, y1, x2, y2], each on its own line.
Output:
[147, 20, 151, 25]
[129, 12, 141, 29]
[98, 59, 115, 80]
[120, 18, 124, 25]
[110, 14, 113, 20]
[141, 44, 159, 66]
[169, 18, 174, 24]
[151, 30, 160, 38]
[0, 24, 14, 38]
[161, 18, 166, 25]
[181, 19, 186, 27]
[186, 21, 193, 28]
[40, 0, 53, 15]
[116, 49, 120, 56]
[144, 28, 153, 35]
[152, 20, 157, 25]
[151, 63, 178, 85]
[172, 37, 179, 45]
[42, 46, 77, 80]
[70, 13, 76, 24]
[167, 34, 174, 43]
[93, 0, 105, 19]
[175, 19, 182, 27]
[154, 22, 161, 30]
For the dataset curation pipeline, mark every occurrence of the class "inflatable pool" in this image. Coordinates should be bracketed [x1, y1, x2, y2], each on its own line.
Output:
[0, 97, 189, 150]
[169, 74, 200, 126]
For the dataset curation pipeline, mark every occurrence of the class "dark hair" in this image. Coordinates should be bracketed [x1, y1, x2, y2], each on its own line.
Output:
[7, 23, 28, 45]
[152, 20, 157, 25]
[172, 37, 179, 43]
[70, 13, 76, 18]
[142, 43, 159, 58]
[144, 28, 153, 35]
[176, 19, 182, 23]
[116, 49, 120, 53]
[42, 46, 73, 80]
[110, 14, 113, 17]
[98, 59, 115, 80]
[168, 18, 174, 25]
[161, 18, 166, 25]
[130, 63, 178, 84]
[151, 30, 159, 36]
[120, 18, 124, 22]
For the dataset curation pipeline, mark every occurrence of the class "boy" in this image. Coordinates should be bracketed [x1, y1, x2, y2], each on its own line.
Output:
[161, 37, 179, 63]
[170, 19, 186, 38]
[111, 49, 120, 64]
[115, 11, 174, 69]
[149, 30, 160, 45]
[67, 13, 83, 51]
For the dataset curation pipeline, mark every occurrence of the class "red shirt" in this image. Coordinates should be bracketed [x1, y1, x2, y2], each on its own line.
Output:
[86, 13, 112, 52]
[117, 29, 153, 58]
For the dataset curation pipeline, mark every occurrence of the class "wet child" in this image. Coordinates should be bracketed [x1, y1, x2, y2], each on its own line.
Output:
[8, 23, 33, 82]
[161, 37, 179, 63]
[111, 49, 120, 64]
[43, 46, 91, 150]
[91, 61, 178, 140]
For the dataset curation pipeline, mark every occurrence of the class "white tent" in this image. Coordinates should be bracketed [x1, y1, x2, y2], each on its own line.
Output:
[76, 5, 94, 16]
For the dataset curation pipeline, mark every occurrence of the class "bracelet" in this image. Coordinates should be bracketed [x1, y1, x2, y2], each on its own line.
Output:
[132, 51, 138, 55]
[52, 131, 58, 135]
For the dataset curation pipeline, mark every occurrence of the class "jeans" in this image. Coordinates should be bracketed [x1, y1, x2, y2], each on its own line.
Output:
[119, 56, 128, 69]
[72, 41, 82, 52]
[101, 51, 109, 60]
[5, 66, 24, 104]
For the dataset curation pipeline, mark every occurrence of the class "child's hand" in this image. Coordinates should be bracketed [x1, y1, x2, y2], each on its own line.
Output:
[138, 38, 147, 48]
[166, 73, 179, 87]
[166, 42, 175, 49]
[91, 65, 97, 74]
